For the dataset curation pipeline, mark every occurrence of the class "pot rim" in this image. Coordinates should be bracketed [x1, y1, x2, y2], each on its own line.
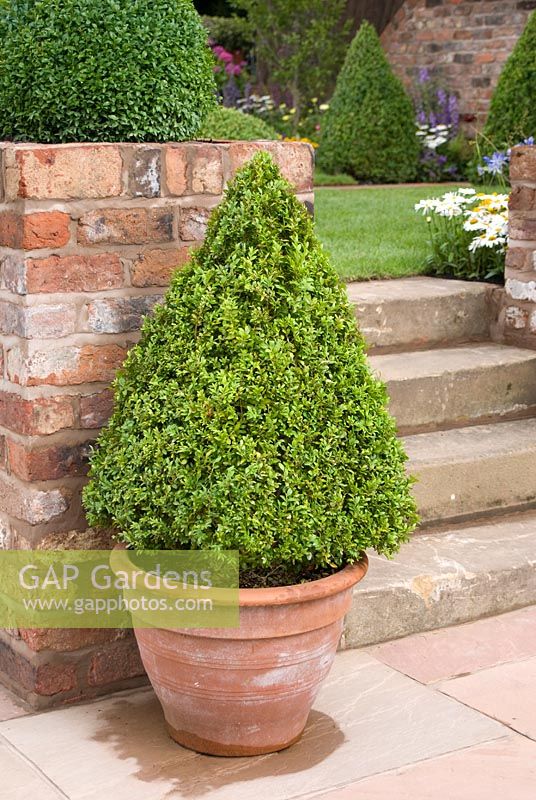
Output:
[113, 543, 368, 607]
[238, 556, 368, 606]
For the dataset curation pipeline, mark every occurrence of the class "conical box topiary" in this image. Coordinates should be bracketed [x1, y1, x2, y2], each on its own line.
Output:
[83, 152, 418, 584]
[484, 10, 536, 147]
[317, 21, 419, 183]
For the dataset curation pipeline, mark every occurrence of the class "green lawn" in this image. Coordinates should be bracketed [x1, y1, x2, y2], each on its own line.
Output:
[315, 184, 462, 281]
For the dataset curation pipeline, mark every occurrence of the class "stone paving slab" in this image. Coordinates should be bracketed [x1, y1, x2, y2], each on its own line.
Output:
[0, 737, 64, 799]
[311, 734, 536, 800]
[369, 605, 536, 683]
[439, 656, 536, 741]
[0, 686, 31, 722]
[0, 651, 506, 800]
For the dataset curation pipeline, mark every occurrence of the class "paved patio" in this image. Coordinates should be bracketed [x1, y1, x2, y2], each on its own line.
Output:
[1, 605, 535, 799]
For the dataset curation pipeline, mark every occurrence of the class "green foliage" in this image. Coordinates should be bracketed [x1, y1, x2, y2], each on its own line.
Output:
[83, 153, 418, 576]
[233, 0, 348, 132]
[317, 22, 419, 183]
[0, 0, 216, 143]
[484, 11, 536, 147]
[202, 14, 253, 52]
[199, 106, 277, 140]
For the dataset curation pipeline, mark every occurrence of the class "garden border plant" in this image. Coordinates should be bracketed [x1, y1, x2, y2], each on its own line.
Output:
[83, 153, 418, 756]
[0, 0, 216, 143]
[318, 21, 419, 183]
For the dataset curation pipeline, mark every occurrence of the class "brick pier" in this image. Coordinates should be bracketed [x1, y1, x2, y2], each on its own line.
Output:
[501, 145, 536, 347]
[0, 139, 314, 706]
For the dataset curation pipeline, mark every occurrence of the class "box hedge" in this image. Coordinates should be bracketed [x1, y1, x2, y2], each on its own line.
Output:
[317, 22, 419, 183]
[83, 153, 417, 582]
[484, 11, 536, 147]
[0, 0, 216, 143]
[199, 106, 278, 141]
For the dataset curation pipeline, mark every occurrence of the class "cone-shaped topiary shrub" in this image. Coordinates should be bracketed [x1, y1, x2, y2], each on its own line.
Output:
[484, 11, 536, 147]
[0, 0, 216, 143]
[199, 106, 278, 141]
[83, 152, 418, 583]
[317, 21, 419, 182]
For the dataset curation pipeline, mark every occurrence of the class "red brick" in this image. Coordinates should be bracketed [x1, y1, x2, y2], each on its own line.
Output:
[504, 306, 528, 330]
[505, 248, 531, 271]
[178, 207, 212, 241]
[131, 247, 191, 287]
[509, 186, 536, 211]
[165, 146, 188, 195]
[21, 628, 124, 653]
[0, 392, 75, 435]
[12, 145, 122, 200]
[87, 295, 161, 333]
[0, 471, 68, 524]
[227, 142, 277, 178]
[0, 211, 22, 248]
[79, 389, 114, 429]
[129, 147, 161, 198]
[227, 141, 314, 193]
[88, 638, 145, 687]
[25, 253, 123, 293]
[190, 144, 224, 195]
[7, 343, 127, 386]
[475, 52, 495, 64]
[510, 147, 536, 182]
[0, 434, 5, 469]
[509, 212, 536, 241]
[7, 438, 91, 481]
[0, 301, 77, 338]
[1, 256, 26, 294]
[78, 207, 173, 246]
[21, 211, 71, 250]
[35, 662, 78, 696]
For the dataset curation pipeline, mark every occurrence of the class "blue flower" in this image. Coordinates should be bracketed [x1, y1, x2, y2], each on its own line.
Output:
[522, 136, 535, 146]
[482, 151, 509, 176]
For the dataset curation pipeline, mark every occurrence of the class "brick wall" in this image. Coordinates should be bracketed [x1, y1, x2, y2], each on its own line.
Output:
[381, 0, 535, 130]
[500, 146, 536, 346]
[0, 139, 314, 706]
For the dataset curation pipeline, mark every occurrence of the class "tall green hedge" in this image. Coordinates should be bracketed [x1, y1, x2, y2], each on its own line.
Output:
[484, 11, 536, 147]
[0, 0, 216, 143]
[318, 22, 419, 183]
[83, 153, 417, 580]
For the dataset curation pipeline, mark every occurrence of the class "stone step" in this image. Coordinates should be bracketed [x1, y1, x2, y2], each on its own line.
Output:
[344, 511, 536, 649]
[369, 343, 536, 432]
[347, 277, 497, 352]
[405, 418, 536, 525]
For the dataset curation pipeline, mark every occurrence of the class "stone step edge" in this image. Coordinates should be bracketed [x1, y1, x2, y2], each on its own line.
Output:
[342, 511, 536, 650]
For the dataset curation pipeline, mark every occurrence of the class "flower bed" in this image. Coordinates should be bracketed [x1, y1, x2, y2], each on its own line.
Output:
[415, 188, 508, 282]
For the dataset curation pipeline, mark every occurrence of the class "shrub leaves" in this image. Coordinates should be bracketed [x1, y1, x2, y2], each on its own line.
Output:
[83, 153, 418, 573]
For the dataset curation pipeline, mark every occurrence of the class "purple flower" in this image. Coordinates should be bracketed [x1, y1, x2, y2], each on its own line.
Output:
[437, 88, 447, 107]
[417, 109, 427, 125]
[447, 94, 459, 130]
[418, 67, 430, 84]
[522, 136, 535, 146]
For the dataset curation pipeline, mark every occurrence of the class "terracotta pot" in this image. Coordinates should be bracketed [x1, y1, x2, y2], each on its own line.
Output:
[114, 547, 368, 757]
